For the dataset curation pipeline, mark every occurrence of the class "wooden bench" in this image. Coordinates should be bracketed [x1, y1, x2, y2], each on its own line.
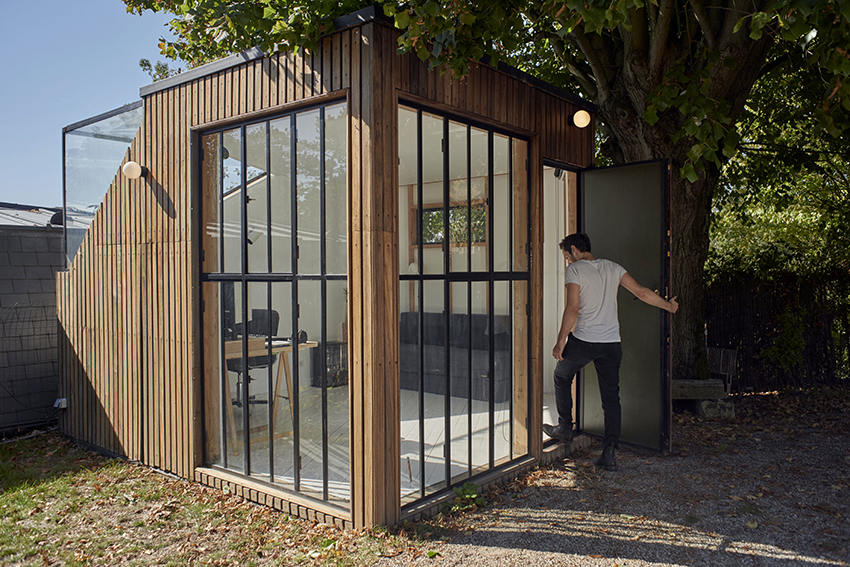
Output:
[672, 347, 737, 400]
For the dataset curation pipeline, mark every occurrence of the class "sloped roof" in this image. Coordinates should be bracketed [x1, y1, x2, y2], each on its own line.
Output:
[0, 202, 86, 229]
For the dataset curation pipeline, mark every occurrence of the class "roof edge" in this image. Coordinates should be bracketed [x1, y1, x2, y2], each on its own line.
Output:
[139, 47, 266, 98]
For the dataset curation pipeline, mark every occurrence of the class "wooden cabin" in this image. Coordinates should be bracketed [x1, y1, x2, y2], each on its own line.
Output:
[58, 7, 671, 529]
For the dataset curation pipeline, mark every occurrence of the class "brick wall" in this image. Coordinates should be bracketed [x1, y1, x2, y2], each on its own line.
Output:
[0, 226, 65, 434]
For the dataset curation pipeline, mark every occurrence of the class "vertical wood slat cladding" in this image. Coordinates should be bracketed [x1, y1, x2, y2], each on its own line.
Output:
[55, 19, 592, 528]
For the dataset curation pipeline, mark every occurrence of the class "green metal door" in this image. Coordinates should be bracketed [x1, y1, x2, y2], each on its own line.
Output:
[578, 160, 672, 452]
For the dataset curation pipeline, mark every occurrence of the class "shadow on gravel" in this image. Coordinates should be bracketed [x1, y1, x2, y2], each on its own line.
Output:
[413, 389, 849, 567]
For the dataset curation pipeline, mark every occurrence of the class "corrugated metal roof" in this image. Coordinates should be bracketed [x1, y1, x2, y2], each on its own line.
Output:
[0, 202, 87, 229]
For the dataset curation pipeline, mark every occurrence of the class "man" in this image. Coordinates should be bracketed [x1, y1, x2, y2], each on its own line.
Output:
[543, 233, 678, 471]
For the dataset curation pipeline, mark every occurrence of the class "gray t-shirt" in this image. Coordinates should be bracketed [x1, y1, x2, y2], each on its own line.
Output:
[565, 258, 627, 343]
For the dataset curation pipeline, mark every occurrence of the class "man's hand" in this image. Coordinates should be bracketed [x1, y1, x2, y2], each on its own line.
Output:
[553, 339, 566, 361]
[667, 296, 679, 314]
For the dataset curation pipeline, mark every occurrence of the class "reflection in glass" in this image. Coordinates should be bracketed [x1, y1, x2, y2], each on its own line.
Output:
[325, 103, 348, 275]
[398, 107, 419, 276]
[399, 280, 421, 504]
[200, 133, 221, 274]
[398, 105, 530, 508]
[421, 112, 444, 276]
[222, 128, 243, 274]
[470, 281, 489, 474]
[270, 117, 292, 273]
[202, 281, 224, 468]
[423, 279, 446, 496]
[493, 134, 510, 272]
[200, 101, 350, 509]
[470, 127, 489, 273]
[64, 103, 144, 262]
[270, 282, 294, 488]
[449, 281, 470, 483]
[224, 281, 245, 473]
[246, 124, 269, 274]
[296, 109, 321, 275]
[493, 281, 512, 467]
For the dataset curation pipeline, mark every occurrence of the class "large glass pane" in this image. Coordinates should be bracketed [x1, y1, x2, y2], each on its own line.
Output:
[202, 281, 224, 468]
[246, 282, 274, 478]
[222, 128, 243, 274]
[200, 133, 221, 274]
[449, 281, 470, 484]
[296, 280, 322, 498]
[512, 139, 529, 272]
[470, 127, 489, 273]
[422, 279, 446, 495]
[270, 282, 295, 488]
[223, 281, 245, 473]
[493, 281, 512, 467]
[470, 281, 489, 474]
[421, 112, 444, 276]
[492, 133, 510, 272]
[326, 103, 348, 275]
[399, 107, 419, 275]
[246, 123, 269, 274]
[63, 103, 144, 262]
[399, 279, 421, 504]
[448, 121, 469, 273]
[270, 116, 292, 274]
[296, 109, 321, 275]
[325, 280, 350, 505]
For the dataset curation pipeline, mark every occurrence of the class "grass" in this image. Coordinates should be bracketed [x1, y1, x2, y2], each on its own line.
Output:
[0, 431, 450, 566]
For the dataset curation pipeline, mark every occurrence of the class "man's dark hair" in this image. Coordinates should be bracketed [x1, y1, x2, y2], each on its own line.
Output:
[559, 233, 591, 253]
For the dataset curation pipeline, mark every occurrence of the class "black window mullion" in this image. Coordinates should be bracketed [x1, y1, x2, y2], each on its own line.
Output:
[218, 133, 228, 468]
[320, 106, 330, 502]
[265, 123, 275, 481]
[466, 124, 473, 478]
[487, 131, 495, 469]
[442, 117, 451, 488]
[416, 109, 426, 499]
[508, 137, 514, 460]
[240, 126, 251, 475]
[290, 112, 301, 491]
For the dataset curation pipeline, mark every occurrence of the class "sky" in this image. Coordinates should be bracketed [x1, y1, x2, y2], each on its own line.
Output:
[0, 0, 177, 208]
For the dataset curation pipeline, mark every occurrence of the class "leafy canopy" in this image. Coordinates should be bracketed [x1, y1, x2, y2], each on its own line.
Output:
[125, 0, 850, 184]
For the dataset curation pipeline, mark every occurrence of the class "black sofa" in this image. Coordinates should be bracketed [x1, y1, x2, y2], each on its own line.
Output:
[399, 312, 512, 403]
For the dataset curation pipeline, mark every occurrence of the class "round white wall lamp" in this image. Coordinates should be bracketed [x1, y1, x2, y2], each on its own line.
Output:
[122, 161, 147, 180]
[573, 109, 591, 129]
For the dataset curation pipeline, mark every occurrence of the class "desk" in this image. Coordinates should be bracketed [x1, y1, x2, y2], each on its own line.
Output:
[223, 338, 319, 445]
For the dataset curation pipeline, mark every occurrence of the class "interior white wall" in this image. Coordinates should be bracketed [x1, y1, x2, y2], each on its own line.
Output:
[542, 167, 569, 396]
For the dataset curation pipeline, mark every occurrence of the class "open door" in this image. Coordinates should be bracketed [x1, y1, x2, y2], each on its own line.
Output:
[578, 160, 671, 452]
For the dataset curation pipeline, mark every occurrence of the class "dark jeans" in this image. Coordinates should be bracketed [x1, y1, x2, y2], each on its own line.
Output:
[554, 334, 623, 448]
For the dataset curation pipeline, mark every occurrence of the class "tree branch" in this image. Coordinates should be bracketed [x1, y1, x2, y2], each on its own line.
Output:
[649, 0, 676, 82]
[689, 0, 718, 50]
[566, 21, 612, 101]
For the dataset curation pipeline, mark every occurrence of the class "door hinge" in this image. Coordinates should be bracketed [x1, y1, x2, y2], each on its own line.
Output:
[297, 304, 301, 318]
[200, 249, 205, 263]
[200, 299, 205, 313]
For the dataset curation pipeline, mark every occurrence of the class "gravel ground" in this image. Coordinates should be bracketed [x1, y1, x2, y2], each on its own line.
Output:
[378, 391, 850, 567]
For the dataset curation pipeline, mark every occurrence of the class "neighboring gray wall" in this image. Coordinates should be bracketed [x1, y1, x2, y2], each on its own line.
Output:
[0, 226, 64, 434]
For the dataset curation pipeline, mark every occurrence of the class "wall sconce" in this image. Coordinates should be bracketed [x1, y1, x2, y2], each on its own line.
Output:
[572, 110, 591, 129]
[122, 161, 147, 180]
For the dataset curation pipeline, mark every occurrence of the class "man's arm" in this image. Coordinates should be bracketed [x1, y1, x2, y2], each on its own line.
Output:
[620, 272, 679, 313]
[553, 283, 580, 360]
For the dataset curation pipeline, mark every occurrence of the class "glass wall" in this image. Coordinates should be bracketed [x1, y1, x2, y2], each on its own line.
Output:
[63, 102, 144, 263]
[201, 101, 349, 509]
[398, 104, 530, 505]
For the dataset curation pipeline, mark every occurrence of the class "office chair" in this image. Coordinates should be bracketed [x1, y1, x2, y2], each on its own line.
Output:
[227, 309, 280, 411]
